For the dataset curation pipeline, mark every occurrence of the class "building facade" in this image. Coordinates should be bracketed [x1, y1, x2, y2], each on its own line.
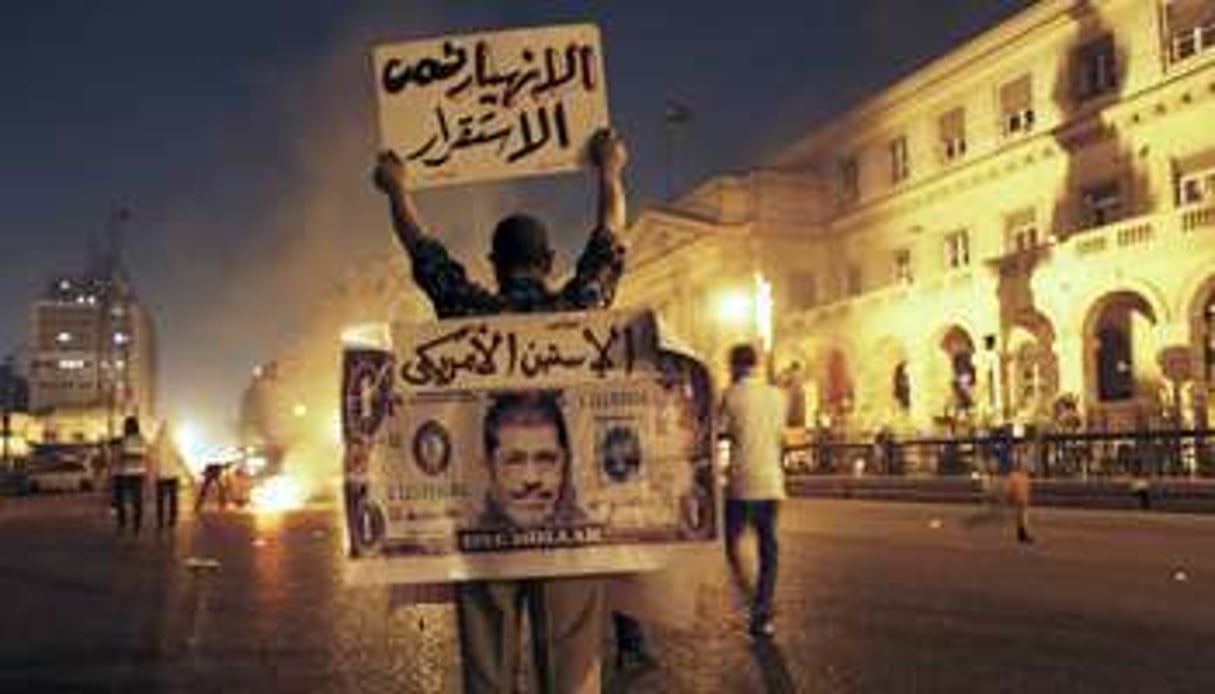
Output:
[27, 269, 157, 442]
[619, 0, 1215, 438]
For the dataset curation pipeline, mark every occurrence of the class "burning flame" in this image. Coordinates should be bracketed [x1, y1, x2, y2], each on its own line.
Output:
[250, 475, 305, 513]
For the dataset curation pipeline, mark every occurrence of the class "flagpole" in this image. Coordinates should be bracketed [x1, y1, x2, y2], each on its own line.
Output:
[664, 108, 675, 200]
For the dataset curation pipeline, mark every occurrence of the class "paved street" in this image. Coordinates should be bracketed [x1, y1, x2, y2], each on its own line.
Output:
[1, 494, 1213, 693]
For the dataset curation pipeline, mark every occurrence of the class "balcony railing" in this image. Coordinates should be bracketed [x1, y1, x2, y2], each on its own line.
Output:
[1115, 220, 1154, 247]
[1065, 203, 1215, 260]
[1082, 215, 1156, 254]
[1074, 235, 1108, 257]
[1182, 204, 1215, 232]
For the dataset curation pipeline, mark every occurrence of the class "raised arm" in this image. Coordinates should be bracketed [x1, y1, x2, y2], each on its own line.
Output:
[373, 150, 426, 255]
[371, 150, 500, 316]
[590, 128, 628, 234]
[559, 130, 630, 309]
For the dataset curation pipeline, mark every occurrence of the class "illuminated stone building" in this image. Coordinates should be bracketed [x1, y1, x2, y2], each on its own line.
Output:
[619, 0, 1215, 437]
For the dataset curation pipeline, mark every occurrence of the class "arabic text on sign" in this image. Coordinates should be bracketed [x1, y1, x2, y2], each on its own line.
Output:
[399, 322, 637, 388]
[383, 38, 597, 169]
[382, 40, 596, 105]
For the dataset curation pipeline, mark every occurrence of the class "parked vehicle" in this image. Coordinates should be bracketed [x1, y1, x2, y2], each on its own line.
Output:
[25, 459, 94, 493]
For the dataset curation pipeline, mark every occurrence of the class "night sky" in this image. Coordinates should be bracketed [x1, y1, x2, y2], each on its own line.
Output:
[0, 1, 1030, 442]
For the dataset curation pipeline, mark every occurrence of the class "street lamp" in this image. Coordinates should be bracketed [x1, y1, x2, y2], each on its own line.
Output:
[713, 272, 775, 377]
[663, 100, 693, 200]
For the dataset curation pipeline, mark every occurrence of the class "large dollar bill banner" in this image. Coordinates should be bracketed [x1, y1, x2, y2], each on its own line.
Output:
[341, 309, 717, 585]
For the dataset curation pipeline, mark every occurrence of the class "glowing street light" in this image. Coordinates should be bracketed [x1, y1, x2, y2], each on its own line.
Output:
[715, 289, 754, 327]
[713, 273, 776, 377]
[714, 273, 774, 345]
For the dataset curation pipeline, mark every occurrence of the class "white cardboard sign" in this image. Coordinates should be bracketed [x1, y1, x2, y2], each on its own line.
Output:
[372, 24, 610, 189]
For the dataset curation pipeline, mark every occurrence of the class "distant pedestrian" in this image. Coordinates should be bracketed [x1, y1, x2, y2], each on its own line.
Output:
[153, 423, 186, 529]
[719, 343, 788, 639]
[965, 425, 1034, 544]
[873, 427, 898, 475]
[195, 460, 229, 511]
[112, 416, 148, 535]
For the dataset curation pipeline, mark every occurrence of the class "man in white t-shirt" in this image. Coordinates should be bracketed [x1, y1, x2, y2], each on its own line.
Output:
[718, 343, 788, 638]
[112, 415, 148, 535]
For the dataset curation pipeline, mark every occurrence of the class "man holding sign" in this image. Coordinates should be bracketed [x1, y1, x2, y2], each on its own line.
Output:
[372, 64, 628, 691]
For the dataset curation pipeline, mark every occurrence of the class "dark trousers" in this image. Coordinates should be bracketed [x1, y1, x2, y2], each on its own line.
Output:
[156, 478, 179, 528]
[457, 578, 603, 693]
[195, 467, 227, 510]
[724, 499, 780, 623]
[112, 474, 145, 533]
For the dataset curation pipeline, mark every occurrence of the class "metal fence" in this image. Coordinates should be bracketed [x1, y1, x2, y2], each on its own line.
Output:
[783, 429, 1215, 479]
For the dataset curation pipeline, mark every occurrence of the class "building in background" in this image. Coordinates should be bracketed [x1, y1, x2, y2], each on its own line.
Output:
[0, 358, 30, 414]
[1, 358, 32, 466]
[26, 248, 157, 444]
[620, 0, 1215, 439]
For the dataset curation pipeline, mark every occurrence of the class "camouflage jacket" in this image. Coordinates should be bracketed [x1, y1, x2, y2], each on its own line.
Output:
[408, 227, 625, 317]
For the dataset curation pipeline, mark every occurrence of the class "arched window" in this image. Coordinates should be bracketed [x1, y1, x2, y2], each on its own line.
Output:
[825, 350, 854, 415]
[940, 327, 977, 415]
[1097, 326, 1134, 401]
[951, 350, 976, 410]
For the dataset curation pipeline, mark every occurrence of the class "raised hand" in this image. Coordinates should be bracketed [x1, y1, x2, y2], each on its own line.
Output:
[588, 128, 628, 175]
[373, 150, 407, 196]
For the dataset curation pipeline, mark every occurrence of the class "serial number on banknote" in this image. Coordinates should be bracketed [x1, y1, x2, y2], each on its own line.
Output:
[577, 390, 650, 409]
[384, 482, 470, 501]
